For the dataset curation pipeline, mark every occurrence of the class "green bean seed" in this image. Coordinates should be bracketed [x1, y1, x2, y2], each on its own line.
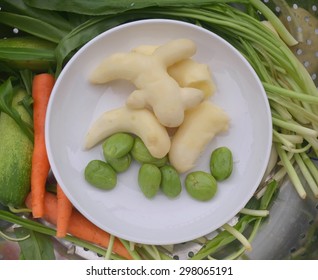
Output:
[185, 171, 217, 201]
[131, 137, 167, 167]
[102, 132, 134, 159]
[210, 147, 233, 181]
[84, 160, 117, 190]
[138, 163, 161, 198]
[107, 153, 132, 173]
[160, 165, 182, 198]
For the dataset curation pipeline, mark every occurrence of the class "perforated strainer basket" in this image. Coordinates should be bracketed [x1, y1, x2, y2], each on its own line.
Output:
[0, 0, 317, 260]
[270, 0, 318, 86]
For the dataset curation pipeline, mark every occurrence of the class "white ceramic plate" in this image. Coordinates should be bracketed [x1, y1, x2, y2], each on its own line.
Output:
[46, 19, 272, 245]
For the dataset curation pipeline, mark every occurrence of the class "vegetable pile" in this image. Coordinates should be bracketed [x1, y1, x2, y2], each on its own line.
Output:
[0, 0, 318, 260]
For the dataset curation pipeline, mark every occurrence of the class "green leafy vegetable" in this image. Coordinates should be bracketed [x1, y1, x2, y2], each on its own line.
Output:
[0, 12, 67, 43]
[23, 0, 249, 15]
[0, 0, 74, 32]
[0, 79, 33, 141]
[15, 227, 56, 260]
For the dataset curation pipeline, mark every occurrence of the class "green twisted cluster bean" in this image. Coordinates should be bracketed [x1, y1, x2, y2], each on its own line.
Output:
[131, 137, 168, 167]
[184, 146, 233, 201]
[84, 160, 117, 190]
[85, 132, 233, 202]
[138, 163, 161, 198]
[160, 165, 182, 198]
[185, 171, 217, 201]
[210, 146, 233, 181]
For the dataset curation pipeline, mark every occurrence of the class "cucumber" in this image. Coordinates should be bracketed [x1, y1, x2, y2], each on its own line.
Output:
[0, 89, 33, 207]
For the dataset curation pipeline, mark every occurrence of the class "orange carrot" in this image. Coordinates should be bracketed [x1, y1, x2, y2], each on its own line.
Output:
[25, 192, 132, 260]
[56, 184, 73, 238]
[31, 73, 55, 218]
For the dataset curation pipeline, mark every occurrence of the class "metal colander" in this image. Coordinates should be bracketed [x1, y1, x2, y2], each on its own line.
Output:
[271, 0, 318, 86]
[1, 0, 317, 260]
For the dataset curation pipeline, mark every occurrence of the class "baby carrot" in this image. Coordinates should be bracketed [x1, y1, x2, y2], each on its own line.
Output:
[56, 183, 73, 238]
[31, 73, 55, 218]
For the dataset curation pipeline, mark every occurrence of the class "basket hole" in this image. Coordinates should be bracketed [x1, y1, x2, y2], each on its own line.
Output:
[299, 233, 306, 240]
[290, 247, 297, 253]
[306, 39, 312, 45]
[188, 251, 194, 258]
[296, 48, 303, 55]
[173, 255, 179, 260]
[308, 219, 314, 225]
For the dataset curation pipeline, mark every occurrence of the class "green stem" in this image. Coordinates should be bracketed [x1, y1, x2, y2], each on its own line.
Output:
[118, 239, 142, 260]
[294, 153, 318, 198]
[272, 117, 318, 138]
[222, 223, 252, 251]
[300, 152, 318, 190]
[239, 208, 269, 217]
[0, 230, 30, 242]
[275, 144, 306, 199]
[104, 235, 115, 260]
[264, 82, 318, 102]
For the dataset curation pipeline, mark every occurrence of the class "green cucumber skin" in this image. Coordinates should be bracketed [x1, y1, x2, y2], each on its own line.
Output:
[0, 90, 33, 207]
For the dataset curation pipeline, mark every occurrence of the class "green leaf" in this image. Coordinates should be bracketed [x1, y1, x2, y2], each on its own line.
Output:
[14, 227, 56, 260]
[0, 12, 67, 43]
[0, 0, 74, 32]
[55, 15, 131, 74]
[0, 47, 55, 61]
[24, 0, 247, 15]
[19, 69, 34, 96]
[260, 180, 278, 210]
